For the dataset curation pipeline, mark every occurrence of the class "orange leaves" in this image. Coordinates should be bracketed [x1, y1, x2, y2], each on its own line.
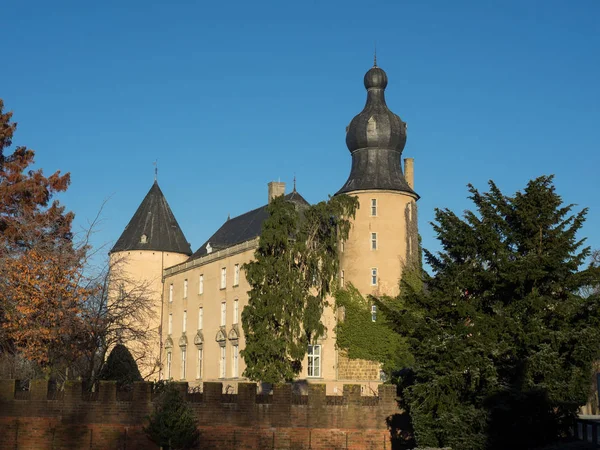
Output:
[2, 249, 88, 366]
[0, 98, 81, 368]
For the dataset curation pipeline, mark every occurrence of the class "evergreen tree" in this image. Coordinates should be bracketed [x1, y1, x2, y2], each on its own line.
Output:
[99, 344, 143, 390]
[386, 176, 600, 450]
[144, 382, 200, 450]
[241, 194, 357, 384]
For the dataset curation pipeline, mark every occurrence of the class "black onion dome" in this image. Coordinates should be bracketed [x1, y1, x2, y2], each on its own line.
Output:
[346, 66, 406, 154]
[364, 66, 388, 89]
[337, 65, 417, 197]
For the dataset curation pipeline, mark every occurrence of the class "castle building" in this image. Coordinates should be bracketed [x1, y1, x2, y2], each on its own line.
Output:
[110, 63, 419, 392]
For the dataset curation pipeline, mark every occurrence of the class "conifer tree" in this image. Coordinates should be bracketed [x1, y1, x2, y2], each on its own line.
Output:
[144, 382, 200, 450]
[99, 344, 143, 390]
[241, 194, 357, 384]
[386, 176, 600, 450]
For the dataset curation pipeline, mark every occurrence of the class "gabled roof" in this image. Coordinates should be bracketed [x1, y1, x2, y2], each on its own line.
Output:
[111, 181, 192, 255]
[189, 191, 309, 261]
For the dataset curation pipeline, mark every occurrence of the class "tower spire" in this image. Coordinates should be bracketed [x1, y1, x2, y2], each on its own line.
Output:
[373, 43, 377, 67]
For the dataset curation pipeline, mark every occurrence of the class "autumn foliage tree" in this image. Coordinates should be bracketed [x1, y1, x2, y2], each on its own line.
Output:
[0, 98, 85, 371]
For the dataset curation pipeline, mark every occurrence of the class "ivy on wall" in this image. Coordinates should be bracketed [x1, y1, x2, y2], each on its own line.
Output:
[334, 285, 413, 377]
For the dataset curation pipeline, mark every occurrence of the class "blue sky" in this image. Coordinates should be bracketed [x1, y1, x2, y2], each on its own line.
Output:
[2, 0, 599, 268]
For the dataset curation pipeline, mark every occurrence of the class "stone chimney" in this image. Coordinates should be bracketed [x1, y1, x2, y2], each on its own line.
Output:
[268, 181, 286, 204]
[404, 158, 414, 190]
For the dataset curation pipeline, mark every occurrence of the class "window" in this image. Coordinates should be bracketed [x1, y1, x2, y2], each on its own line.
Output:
[371, 305, 377, 322]
[234, 264, 240, 286]
[140, 234, 147, 244]
[340, 241, 344, 252]
[183, 279, 188, 298]
[168, 313, 173, 335]
[220, 267, 227, 289]
[166, 352, 172, 379]
[341, 270, 345, 287]
[199, 274, 204, 295]
[169, 284, 173, 303]
[196, 348, 203, 379]
[232, 344, 239, 378]
[198, 307, 203, 330]
[371, 232, 377, 250]
[233, 299, 239, 324]
[371, 198, 377, 216]
[219, 346, 226, 378]
[220, 302, 226, 327]
[371, 268, 378, 286]
[182, 310, 187, 333]
[181, 348, 186, 379]
[307, 345, 321, 378]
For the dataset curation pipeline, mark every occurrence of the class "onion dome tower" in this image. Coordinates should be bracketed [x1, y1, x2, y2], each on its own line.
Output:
[337, 62, 419, 298]
[338, 65, 417, 196]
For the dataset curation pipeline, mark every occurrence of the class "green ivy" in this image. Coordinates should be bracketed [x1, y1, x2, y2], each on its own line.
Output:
[334, 285, 413, 377]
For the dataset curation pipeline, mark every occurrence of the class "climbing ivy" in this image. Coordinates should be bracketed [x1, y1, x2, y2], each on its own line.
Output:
[334, 285, 413, 377]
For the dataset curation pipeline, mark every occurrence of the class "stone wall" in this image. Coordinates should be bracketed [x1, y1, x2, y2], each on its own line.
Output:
[0, 379, 399, 450]
[337, 350, 381, 381]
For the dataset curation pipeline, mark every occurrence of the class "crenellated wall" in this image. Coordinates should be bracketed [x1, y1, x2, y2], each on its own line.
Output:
[0, 379, 400, 450]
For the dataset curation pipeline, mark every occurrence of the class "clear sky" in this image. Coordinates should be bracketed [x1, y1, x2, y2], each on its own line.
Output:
[2, 0, 599, 269]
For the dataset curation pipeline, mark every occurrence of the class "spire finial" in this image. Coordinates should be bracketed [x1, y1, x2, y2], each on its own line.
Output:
[293, 174, 297, 192]
[153, 159, 158, 182]
[373, 43, 377, 67]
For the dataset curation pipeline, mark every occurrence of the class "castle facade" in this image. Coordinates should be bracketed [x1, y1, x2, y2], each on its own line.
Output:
[110, 63, 419, 393]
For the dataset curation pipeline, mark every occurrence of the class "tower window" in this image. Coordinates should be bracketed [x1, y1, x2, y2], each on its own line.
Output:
[169, 284, 173, 303]
[371, 199, 377, 216]
[371, 305, 377, 322]
[140, 234, 147, 244]
[168, 313, 173, 335]
[199, 274, 204, 295]
[221, 267, 227, 289]
[341, 270, 345, 287]
[371, 232, 377, 250]
[198, 307, 203, 330]
[371, 268, 378, 286]
[183, 279, 188, 298]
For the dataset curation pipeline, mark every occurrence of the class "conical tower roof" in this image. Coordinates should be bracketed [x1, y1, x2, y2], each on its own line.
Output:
[111, 181, 192, 255]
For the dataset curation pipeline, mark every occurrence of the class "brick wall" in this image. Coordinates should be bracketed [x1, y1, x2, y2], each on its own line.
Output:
[0, 379, 399, 450]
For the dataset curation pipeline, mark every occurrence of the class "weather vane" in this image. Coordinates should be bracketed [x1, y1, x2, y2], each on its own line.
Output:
[153, 159, 158, 182]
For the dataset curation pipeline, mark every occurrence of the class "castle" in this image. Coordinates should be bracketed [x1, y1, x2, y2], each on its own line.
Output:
[109, 62, 419, 393]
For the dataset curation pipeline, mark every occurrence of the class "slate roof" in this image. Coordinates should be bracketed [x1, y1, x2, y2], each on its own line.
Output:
[189, 191, 309, 261]
[111, 181, 192, 255]
[337, 65, 418, 198]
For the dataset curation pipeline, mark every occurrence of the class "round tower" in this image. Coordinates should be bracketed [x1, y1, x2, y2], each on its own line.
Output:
[109, 181, 192, 378]
[338, 64, 419, 297]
